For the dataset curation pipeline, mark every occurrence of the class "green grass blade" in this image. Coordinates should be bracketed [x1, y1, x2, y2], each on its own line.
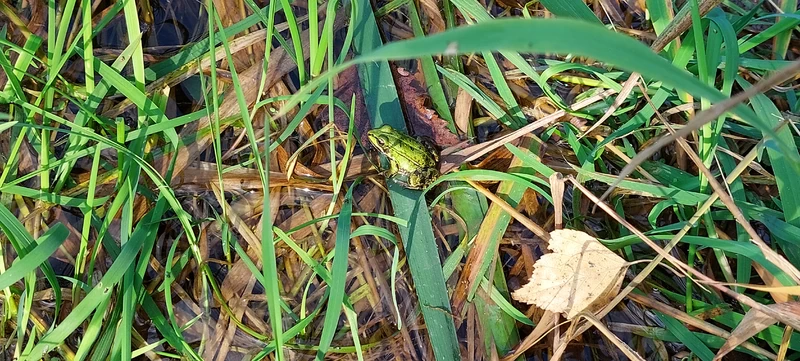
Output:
[277, 18, 795, 164]
[739, 9, 800, 53]
[0, 40, 26, 102]
[208, 12, 286, 359]
[352, 0, 461, 358]
[539, 0, 600, 23]
[51, 37, 139, 192]
[21, 204, 162, 359]
[0, 34, 40, 102]
[0, 185, 107, 207]
[72, 293, 111, 361]
[437, 65, 511, 125]
[773, 0, 797, 59]
[707, 7, 752, 290]
[316, 180, 358, 359]
[278, 0, 306, 84]
[395, 186, 462, 360]
[646, 0, 671, 35]
[354, 18, 795, 160]
[446, 0, 569, 110]
[737, 76, 800, 263]
[475, 264, 522, 356]
[483, 277, 534, 326]
[0, 223, 67, 290]
[0, 200, 62, 319]
[407, 2, 455, 128]
[482, 51, 526, 128]
[657, 311, 715, 361]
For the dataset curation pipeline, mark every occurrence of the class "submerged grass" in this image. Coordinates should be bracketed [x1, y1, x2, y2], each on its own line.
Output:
[1, 0, 800, 360]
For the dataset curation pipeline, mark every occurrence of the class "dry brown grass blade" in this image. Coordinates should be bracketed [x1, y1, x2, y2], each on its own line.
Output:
[450, 135, 546, 315]
[584, 0, 720, 143]
[101, 20, 301, 119]
[216, 0, 267, 70]
[628, 292, 778, 360]
[713, 302, 800, 361]
[650, 0, 721, 53]
[210, 182, 262, 256]
[152, 14, 349, 181]
[579, 73, 638, 139]
[598, 0, 625, 25]
[285, 123, 335, 179]
[560, 128, 794, 346]
[752, 240, 800, 283]
[0, 2, 33, 39]
[549, 176, 800, 356]
[313, 153, 379, 180]
[753, 261, 793, 303]
[778, 326, 793, 360]
[707, 283, 800, 297]
[174, 162, 333, 192]
[584, 175, 800, 323]
[154, 60, 261, 179]
[440, 88, 618, 174]
[641, 102, 800, 284]
[549, 173, 564, 229]
[274, 193, 336, 240]
[501, 311, 557, 361]
[630, 83, 800, 288]
[568, 313, 645, 361]
[208, 274, 260, 361]
[465, 180, 549, 240]
[599, 58, 800, 203]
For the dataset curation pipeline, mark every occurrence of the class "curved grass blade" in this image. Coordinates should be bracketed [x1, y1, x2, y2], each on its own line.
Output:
[0, 201, 62, 321]
[0, 223, 67, 290]
[21, 204, 159, 360]
[447, 0, 570, 110]
[739, 9, 800, 53]
[277, 18, 794, 165]
[437, 65, 511, 125]
[657, 311, 715, 361]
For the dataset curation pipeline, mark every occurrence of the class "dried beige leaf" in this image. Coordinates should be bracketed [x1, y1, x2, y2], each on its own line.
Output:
[512, 229, 627, 319]
[453, 88, 472, 136]
[418, 0, 445, 33]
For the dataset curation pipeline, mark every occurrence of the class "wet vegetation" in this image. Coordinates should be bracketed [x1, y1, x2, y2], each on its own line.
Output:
[1, 0, 800, 360]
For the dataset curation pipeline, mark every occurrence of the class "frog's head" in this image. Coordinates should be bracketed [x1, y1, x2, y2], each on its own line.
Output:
[367, 124, 400, 153]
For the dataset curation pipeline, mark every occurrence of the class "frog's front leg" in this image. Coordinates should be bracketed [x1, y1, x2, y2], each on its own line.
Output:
[387, 158, 400, 176]
[391, 176, 414, 189]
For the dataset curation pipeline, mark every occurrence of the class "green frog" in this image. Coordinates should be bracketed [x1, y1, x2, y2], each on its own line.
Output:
[367, 125, 440, 190]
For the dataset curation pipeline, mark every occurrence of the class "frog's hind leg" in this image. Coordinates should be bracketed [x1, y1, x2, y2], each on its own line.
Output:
[422, 168, 440, 188]
[400, 172, 424, 190]
[404, 169, 436, 190]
